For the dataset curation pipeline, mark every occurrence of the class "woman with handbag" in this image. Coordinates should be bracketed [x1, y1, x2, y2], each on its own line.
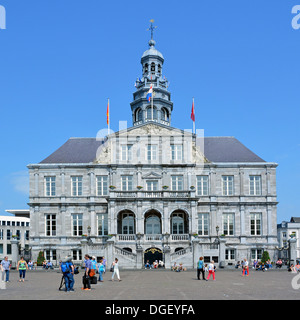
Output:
[111, 258, 121, 282]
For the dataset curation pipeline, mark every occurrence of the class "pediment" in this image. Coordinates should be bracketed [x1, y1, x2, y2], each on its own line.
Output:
[142, 171, 162, 179]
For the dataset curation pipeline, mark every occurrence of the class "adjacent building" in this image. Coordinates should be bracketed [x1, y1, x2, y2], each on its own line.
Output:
[27, 30, 279, 268]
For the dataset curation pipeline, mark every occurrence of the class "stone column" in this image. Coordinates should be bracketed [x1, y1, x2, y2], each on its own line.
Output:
[136, 247, 144, 269]
[289, 238, 297, 266]
[219, 238, 226, 268]
[11, 239, 19, 269]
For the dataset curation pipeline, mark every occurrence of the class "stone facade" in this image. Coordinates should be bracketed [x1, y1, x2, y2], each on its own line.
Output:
[27, 34, 279, 268]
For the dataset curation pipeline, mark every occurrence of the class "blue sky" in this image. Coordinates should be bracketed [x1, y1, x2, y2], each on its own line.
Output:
[0, 0, 299, 222]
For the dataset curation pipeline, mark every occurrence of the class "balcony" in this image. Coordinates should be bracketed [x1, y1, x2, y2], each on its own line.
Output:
[109, 190, 197, 200]
[116, 234, 190, 242]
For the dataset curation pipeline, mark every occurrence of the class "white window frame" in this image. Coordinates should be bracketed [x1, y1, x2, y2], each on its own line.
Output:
[171, 144, 183, 161]
[121, 175, 133, 191]
[72, 213, 83, 236]
[71, 176, 83, 196]
[250, 213, 262, 236]
[222, 213, 235, 236]
[225, 249, 235, 260]
[97, 213, 108, 236]
[249, 175, 262, 195]
[198, 213, 209, 236]
[222, 176, 234, 196]
[121, 145, 133, 161]
[96, 176, 108, 196]
[171, 175, 184, 191]
[45, 176, 56, 196]
[146, 145, 157, 161]
[146, 180, 158, 191]
[45, 214, 56, 236]
[197, 176, 209, 196]
[251, 249, 263, 261]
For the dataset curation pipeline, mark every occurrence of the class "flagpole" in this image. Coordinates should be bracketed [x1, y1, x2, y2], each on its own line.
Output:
[151, 89, 154, 121]
[193, 97, 195, 135]
[107, 98, 110, 136]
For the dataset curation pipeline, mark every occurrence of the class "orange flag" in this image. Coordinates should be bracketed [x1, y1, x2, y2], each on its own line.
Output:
[106, 99, 110, 125]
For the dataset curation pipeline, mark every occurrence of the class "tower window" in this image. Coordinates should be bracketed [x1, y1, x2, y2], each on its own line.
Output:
[158, 64, 161, 74]
[135, 108, 143, 122]
[144, 63, 148, 73]
[151, 63, 155, 73]
[146, 106, 157, 120]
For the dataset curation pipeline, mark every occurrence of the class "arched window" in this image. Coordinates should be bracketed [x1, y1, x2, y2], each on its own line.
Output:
[135, 108, 143, 122]
[158, 64, 161, 74]
[145, 211, 161, 235]
[161, 108, 169, 121]
[151, 62, 155, 73]
[144, 63, 148, 74]
[171, 211, 188, 234]
[146, 106, 157, 120]
[117, 211, 135, 234]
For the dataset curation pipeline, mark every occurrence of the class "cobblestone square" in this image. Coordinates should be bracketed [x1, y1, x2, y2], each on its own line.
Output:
[1, 268, 299, 300]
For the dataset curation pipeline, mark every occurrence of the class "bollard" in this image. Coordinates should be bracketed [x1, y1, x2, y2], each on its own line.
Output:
[0, 270, 6, 290]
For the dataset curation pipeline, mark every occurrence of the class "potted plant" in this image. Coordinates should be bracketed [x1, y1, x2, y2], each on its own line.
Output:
[137, 186, 143, 190]
[109, 185, 116, 190]
[162, 185, 169, 190]
[190, 186, 195, 190]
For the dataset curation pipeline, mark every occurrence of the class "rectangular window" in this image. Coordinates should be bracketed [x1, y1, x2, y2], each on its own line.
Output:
[222, 176, 234, 196]
[222, 213, 235, 236]
[97, 214, 108, 236]
[249, 175, 262, 195]
[121, 145, 133, 161]
[72, 214, 83, 236]
[251, 249, 263, 260]
[171, 145, 183, 161]
[45, 249, 57, 261]
[45, 176, 56, 196]
[0, 229, 3, 240]
[71, 176, 83, 196]
[250, 213, 262, 236]
[198, 213, 209, 236]
[197, 176, 209, 196]
[25, 230, 29, 241]
[72, 250, 82, 261]
[6, 229, 11, 240]
[147, 145, 157, 161]
[45, 214, 56, 236]
[146, 180, 158, 191]
[225, 249, 235, 260]
[171, 175, 184, 191]
[121, 176, 133, 191]
[96, 176, 108, 196]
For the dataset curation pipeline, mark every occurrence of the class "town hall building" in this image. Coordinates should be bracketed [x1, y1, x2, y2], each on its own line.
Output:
[27, 26, 279, 269]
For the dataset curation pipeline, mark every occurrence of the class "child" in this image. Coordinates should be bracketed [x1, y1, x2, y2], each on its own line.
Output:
[206, 260, 215, 281]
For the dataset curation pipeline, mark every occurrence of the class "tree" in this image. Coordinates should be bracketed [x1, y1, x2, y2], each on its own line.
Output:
[37, 251, 45, 266]
[261, 251, 270, 264]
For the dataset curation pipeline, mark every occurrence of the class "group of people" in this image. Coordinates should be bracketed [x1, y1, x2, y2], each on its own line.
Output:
[144, 260, 164, 269]
[172, 262, 187, 272]
[60, 254, 121, 292]
[197, 257, 216, 280]
[0, 256, 29, 283]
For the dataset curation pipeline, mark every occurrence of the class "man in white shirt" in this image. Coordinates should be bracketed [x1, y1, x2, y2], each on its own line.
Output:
[242, 258, 249, 276]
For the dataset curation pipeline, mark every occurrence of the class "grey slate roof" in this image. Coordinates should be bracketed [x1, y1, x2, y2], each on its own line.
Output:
[40, 136, 265, 164]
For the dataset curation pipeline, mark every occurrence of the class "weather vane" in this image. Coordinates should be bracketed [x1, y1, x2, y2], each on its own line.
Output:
[147, 19, 157, 40]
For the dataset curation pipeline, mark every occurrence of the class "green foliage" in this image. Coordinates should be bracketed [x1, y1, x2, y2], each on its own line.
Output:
[37, 251, 45, 266]
[261, 251, 270, 263]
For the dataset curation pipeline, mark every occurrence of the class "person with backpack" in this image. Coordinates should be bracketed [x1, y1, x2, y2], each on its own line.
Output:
[197, 256, 206, 280]
[60, 256, 75, 292]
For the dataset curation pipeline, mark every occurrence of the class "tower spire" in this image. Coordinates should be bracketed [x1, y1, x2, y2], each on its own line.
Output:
[147, 19, 157, 41]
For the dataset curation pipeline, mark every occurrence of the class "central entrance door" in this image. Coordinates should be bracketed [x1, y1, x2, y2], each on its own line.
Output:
[144, 247, 163, 266]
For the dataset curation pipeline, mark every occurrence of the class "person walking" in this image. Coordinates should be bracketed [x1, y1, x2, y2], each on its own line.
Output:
[98, 259, 105, 282]
[197, 257, 206, 280]
[102, 256, 107, 273]
[17, 256, 28, 282]
[111, 258, 121, 282]
[1, 256, 11, 282]
[82, 254, 92, 291]
[61, 255, 75, 292]
[206, 260, 216, 281]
